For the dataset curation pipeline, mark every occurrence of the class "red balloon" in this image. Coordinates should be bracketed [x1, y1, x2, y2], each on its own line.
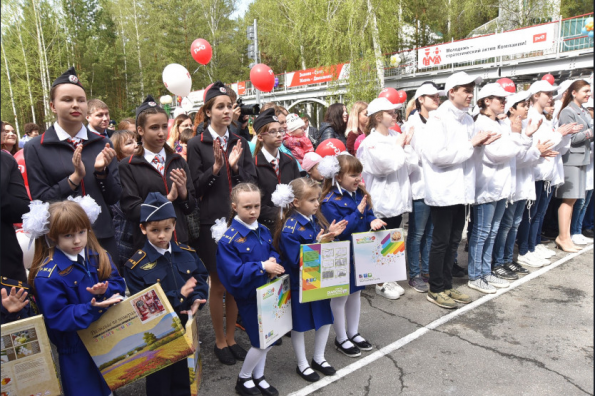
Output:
[13, 150, 31, 200]
[203, 83, 214, 102]
[315, 138, 347, 157]
[497, 78, 516, 93]
[396, 90, 407, 104]
[378, 87, 399, 104]
[191, 39, 212, 65]
[250, 64, 275, 92]
[542, 74, 555, 85]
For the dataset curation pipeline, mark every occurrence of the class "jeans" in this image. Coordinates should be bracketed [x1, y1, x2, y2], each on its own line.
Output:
[571, 189, 594, 235]
[468, 199, 507, 280]
[406, 199, 433, 278]
[517, 181, 552, 255]
[428, 205, 465, 293]
[493, 200, 526, 266]
[584, 191, 595, 230]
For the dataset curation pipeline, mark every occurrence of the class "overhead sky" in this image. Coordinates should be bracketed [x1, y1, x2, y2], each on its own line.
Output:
[231, 0, 254, 19]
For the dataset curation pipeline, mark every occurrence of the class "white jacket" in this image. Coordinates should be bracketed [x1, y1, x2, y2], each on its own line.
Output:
[528, 107, 571, 187]
[402, 112, 427, 200]
[422, 100, 478, 207]
[356, 128, 412, 218]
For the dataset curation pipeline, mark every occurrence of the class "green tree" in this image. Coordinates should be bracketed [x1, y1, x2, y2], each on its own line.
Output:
[143, 332, 157, 345]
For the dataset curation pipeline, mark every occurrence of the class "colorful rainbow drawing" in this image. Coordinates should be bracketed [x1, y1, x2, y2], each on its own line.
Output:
[277, 285, 290, 307]
[380, 234, 405, 256]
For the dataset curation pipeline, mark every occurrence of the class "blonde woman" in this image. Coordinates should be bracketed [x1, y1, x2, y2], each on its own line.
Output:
[345, 101, 368, 155]
[167, 113, 193, 154]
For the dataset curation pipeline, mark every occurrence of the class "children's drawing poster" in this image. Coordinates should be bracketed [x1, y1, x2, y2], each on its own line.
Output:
[1, 315, 62, 396]
[352, 229, 406, 286]
[78, 284, 193, 390]
[257, 275, 292, 348]
[299, 241, 350, 303]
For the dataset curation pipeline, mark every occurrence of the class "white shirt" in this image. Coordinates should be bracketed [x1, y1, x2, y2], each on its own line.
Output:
[149, 241, 172, 256]
[88, 124, 107, 137]
[208, 125, 229, 147]
[261, 147, 280, 164]
[58, 248, 86, 263]
[402, 112, 428, 200]
[143, 147, 167, 165]
[234, 215, 259, 230]
[54, 122, 88, 141]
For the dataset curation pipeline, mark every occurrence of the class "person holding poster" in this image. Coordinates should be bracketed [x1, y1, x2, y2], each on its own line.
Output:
[320, 154, 386, 358]
[27, 197, 126, 396]
[124, 192, 209, 396]
[274, 178, 347, 382]
[214, 182, 285, 396]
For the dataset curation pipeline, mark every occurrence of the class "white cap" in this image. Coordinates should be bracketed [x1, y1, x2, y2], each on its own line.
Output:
[367, 97, 401, 116]
[528, 80, 557, 95]
[476, 83, 513, 101]
[583, 97, 594, 109]
[553, 79, 575, 101]
[504, 90, 531, 114]
[286, 113, 305, 132]
[444, 72, 482, 94]
[413, 83, 445, 100]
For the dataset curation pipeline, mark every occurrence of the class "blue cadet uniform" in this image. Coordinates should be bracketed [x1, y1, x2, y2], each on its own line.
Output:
[34, 248, 126, 396]
[279, 213, 333, 332]
[1, 277, 35, 324]
[123, 191, 208, 396]
[320, 187, 377, 294]
[216, 218, 281, 348]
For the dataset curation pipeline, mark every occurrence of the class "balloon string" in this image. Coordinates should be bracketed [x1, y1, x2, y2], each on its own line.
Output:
[193, 66, 200, 75]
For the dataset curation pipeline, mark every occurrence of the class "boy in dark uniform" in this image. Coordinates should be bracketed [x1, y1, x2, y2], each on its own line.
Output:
[125, 192, 209, 396]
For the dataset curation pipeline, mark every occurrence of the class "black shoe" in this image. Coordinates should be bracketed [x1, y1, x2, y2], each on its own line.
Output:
[296, 366, 320, 382]
[504, 262, 529, 276]
[464, 241, 469, 252]
[540, 234, 553, 243]
[451, 262, 467, 278]
[334, 338, 361, 357]
[253, 376, 279, 396]
[492, 266, 518, 280]
[348, 333, 373, 351]
[235, 377, 261, 396]
[274, 337, 283, 346]
[583, 228, 594, 238]
[311, 359, 336, 376]
[229, 343, 247, 361]
[214, 345, 236, 365]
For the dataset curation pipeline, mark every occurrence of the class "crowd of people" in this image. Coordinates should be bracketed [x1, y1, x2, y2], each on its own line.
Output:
[1, 65, 593, 396]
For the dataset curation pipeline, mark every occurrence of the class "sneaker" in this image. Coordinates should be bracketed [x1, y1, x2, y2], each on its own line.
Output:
[516, 252, 544, 268]
[535, 244, 556, 258]
[375, 283, 400, 300]
[504, 262, 529, 276]
[571, 234, 591, 245]
[451, 261, 467, 278]
[391, 282, 405, 296]
[408, 276, 429, 293]
[485, 274, 510, 288]
[445, 288, 472, 304]
[426, 291, 457, 309]
[421, 273, 430, 283]
[492, 265, 518, 280]
[467, 277, 496, 294]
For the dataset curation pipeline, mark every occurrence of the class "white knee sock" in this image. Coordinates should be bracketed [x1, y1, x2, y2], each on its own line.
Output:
[253, 346, 272, 388]
[313, 325, 331, 367]
[330, 295, 355, 348]
[291, 330, 314, 375]
[239, 346, 271, 388]
[345, 291, 364, 343]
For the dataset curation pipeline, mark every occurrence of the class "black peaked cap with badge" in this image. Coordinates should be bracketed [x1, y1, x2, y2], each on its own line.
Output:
[253, 107, 279, 134]
[52, 66, 83, 89]
[204, 81, 229, 103]
[135, 95, 160, 126]
[140, 192, 177, 223]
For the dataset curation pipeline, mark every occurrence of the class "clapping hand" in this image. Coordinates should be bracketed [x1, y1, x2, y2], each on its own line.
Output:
[86, 281, 109, 295]
[170, 168, 188, 200]
[228, 140, 243, 172]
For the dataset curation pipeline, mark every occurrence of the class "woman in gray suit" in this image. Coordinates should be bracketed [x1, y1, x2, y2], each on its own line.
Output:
[555, 79, 593, 251]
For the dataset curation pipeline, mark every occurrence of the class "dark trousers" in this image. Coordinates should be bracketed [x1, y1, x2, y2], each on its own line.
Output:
[380, 215, 403, 230]
[428, 205, 465, 293]
[97, 236, 121, 273]
[146, 358, 191, 396]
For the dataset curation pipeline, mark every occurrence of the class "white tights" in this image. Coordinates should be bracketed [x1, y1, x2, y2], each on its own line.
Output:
[330, 291, 364, 349]
[239, 346, 273, 388]
[291, 324, 331, 375]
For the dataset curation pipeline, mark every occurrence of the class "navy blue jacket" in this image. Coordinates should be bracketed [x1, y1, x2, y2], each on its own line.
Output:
[1, 277, 35, 324]
[216, 219, 280, 347]
[278, 213, 333, 332]
[124, 241, 209, 313]
[33, 248, 125, 396]
[24, 126, 122, 239]
[320, 187, 377, 294]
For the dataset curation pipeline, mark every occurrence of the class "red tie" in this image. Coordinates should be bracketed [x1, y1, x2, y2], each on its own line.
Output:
[152, 154, 165, 175]
[270, 158, 279, 177]
[67, 137, 82, 149]
[219, 136, 228, 151]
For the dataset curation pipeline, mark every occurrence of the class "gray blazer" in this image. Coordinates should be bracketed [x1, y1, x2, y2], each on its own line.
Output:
[559, 102, 594, 166]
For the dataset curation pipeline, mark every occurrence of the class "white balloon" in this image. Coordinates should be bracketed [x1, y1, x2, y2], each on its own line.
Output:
[173, 107, 187, 118]
[16, 229, 35, 270]
[160, 95, 173, 105]
[181, 97, 193, 112]
[162, 64, 192, 97]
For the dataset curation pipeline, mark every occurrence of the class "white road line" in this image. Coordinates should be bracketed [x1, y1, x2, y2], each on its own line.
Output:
[288, 244, 593, 396]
